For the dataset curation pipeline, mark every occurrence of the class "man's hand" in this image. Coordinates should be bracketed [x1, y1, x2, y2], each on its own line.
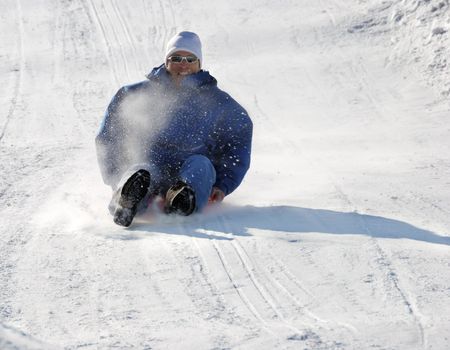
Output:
[210, 187, 225, 203]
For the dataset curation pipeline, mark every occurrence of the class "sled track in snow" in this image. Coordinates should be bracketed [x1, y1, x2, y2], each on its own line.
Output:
[212, 236, 327, 341]
[0, 0, 25, 142]
[211, 240, 271, 332]
[157, 0, 176, 52]
[358, 215, 427, 347]
[165, 237, 230, 322]
[255, 40, 427, 343]
[110, 0, 141, 74]
[264, 247, 358, 333]
[0, 0, 446, 347]
[235, 237, 361, 340]
[231, 239, 304, 334]
[328, 180, 428, 347]
[204, 205, 332, 339]
[256, 18, 428, 343]
[332, 174, 427, 346]
[199, 234, 350, 348]
[85, 0, 120, 86]
[313, 32, 427, 345]
[250, 14, 428, 346]
[100, 0, 132, 81]
[189, 239, 236, 319]
[207, 216, 279, 334]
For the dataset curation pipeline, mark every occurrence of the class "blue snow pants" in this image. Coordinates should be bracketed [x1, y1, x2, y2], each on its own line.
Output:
[177, 155, 217, 211]
[112, 154, 216, 214]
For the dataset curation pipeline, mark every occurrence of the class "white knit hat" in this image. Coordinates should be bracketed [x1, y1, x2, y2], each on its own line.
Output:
[165, 31, 202, 67]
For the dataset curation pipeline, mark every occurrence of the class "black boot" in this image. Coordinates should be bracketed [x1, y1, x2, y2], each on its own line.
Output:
[113, 169, 151, 227]
[164, 181, 196, 216]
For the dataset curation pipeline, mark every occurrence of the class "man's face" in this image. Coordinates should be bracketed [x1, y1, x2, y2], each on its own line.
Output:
[166, 50, 201, 78]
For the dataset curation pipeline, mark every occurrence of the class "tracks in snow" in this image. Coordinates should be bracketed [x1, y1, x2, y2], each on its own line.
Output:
[250, 10, 428, 348]
[359, 219, 427, 347]
[84, 0, 177, 86]
[162, 230, 353, 348]
[0, 0, 25, 143]
[85, 0, 122, 86]
[1, 0, 444, 348]
[328, 34, 429, 347]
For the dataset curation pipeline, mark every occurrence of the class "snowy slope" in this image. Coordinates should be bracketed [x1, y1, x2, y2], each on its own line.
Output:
[1, 0, 449, 349]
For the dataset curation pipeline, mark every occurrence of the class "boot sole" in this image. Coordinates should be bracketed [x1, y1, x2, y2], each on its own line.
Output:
[114, 170, 151, 227]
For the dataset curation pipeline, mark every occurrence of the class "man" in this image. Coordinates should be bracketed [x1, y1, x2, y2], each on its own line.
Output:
[96, 31, 253, 227]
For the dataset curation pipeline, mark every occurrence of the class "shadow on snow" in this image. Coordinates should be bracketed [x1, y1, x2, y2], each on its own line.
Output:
[121, 205, 449, 246]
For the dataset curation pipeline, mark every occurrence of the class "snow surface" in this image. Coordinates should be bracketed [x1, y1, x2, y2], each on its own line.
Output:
[1, 0, 450, 349]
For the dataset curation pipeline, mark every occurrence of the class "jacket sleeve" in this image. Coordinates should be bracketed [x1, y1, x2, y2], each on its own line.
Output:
[212, 104, 253, 196]
[95, 87, 128, 188]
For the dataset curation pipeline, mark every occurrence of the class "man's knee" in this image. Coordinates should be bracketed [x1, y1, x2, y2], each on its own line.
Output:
[184, 155, 216, 175]
[185, 154, 212, 166]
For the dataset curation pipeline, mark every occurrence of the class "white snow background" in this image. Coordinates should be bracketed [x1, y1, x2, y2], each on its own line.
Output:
[1, 0, 450, 349]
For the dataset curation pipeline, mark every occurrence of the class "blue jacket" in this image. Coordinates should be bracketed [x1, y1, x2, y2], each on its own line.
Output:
[96, 64, 253, 196]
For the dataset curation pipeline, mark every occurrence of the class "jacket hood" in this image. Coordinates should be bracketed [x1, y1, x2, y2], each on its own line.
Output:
[146, 64, 217, 90]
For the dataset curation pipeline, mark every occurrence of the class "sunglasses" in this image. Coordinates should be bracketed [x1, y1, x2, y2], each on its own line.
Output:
[168, 55, 198, 64]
